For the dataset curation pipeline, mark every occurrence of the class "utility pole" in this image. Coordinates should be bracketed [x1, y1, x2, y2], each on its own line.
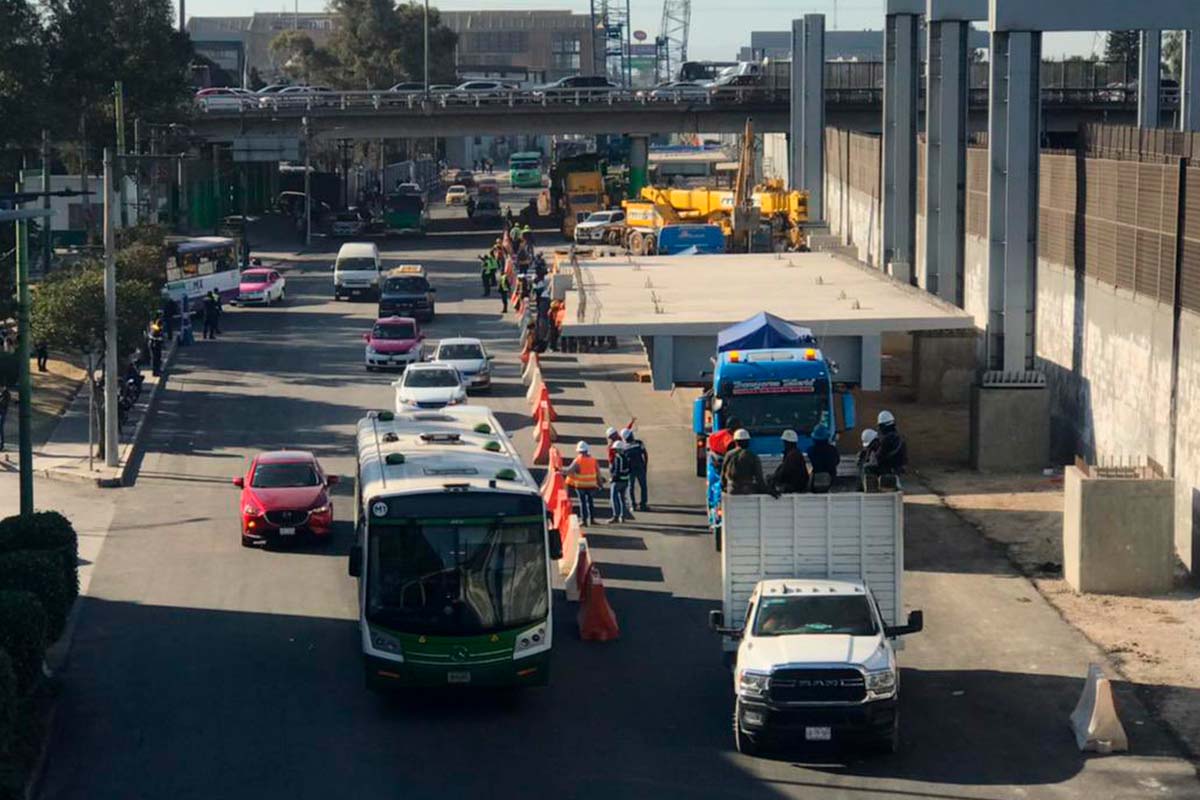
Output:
[423, 0, 431, 95]
[102, 149, 119, 467]
[41, 130, 51, 276]
[303, 117, 312, 247]
[114, 82, 129, 229]
[14, 217, 33, 515]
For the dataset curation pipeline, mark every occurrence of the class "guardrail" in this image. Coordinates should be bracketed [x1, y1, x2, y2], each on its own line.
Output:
[195, 84, 1177, 117]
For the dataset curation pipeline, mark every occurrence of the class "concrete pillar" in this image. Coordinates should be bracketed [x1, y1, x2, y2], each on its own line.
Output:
[791, 15, 825, 220]
[985, 29, 1041, 373]
[1138, 30, 1161, 129]
[628, 135, 649, 197]
[924, 17, 966, 304]
[883, 0, 922, 283]
[860, 334, 882, 392]
[1183, 30, 1200, 132]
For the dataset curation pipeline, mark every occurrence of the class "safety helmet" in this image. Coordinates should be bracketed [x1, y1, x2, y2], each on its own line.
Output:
[877, 410, 895, 426]
[780, 429, 799, 444]
[605, 426, 618, 439]
[811, 424, 830, 441]
[576, 441, 589, 453]
[613, 440, 627, 451]
[733, 429, 751, 442]
[621, 428, 634, 442]
[861, 428, 879, 447]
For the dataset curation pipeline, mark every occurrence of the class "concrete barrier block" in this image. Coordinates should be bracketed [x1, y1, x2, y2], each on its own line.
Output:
[970, 384, 1050, 471]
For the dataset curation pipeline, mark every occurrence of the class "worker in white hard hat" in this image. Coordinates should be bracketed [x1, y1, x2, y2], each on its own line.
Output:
[721, 429, 774, 496]
[858, 427, 881, 490]
[771, 429, 809, 494]
[874, 409, 908, 474]
[561, 440, 602, 525]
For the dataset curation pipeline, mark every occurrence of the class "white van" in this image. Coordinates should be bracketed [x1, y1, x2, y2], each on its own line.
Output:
[333, 242, 381, 300]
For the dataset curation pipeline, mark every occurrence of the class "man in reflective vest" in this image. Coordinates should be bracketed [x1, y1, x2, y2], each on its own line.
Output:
[561, 440, 601, 526]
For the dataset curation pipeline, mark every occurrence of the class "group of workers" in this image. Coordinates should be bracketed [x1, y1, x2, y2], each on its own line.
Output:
[716, 410, 909, 497]
[560, 422, 650, 526]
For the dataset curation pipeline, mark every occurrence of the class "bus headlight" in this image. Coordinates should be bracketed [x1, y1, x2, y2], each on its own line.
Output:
[369, 628, 404, 658]
[513, 623, 550, 659]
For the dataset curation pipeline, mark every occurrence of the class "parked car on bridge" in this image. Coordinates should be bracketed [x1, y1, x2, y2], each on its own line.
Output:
[233, 451, 337, 548]
[256, 84, 291, 95]
[443, 80, 511, 101]
[194, 87, 254, 111]
[388, 81, 425, 94]
[533, 75, 619, 97]
[263, 85, 337, 108]
[645, 80, 710, 100]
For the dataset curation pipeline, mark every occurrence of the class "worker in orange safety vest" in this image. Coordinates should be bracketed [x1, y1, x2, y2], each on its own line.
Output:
[561, 440, 602, 525]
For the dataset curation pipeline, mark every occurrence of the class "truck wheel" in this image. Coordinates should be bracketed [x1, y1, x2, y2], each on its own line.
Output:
[630, 231, 645, 255]
[875, 714, 900, 754]
[733, 700, 760, 756]
[645, 235, 657, 255]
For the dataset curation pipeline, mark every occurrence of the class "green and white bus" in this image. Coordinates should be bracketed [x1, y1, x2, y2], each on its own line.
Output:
[509, 152, 544, 188]
[349, 406, 559, 691]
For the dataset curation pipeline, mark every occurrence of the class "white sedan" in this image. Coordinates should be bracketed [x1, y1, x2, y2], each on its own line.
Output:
[393, 363, 466, 410]
[431, 337, 493, 391]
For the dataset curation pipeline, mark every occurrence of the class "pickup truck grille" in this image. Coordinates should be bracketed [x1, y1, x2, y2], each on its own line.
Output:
[770, 668, 866, 704]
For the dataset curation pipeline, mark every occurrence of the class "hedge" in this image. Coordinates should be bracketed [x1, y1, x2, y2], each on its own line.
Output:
[0, 552, 69, 642]
[0, 592, 46, 694]
[0, 511, 79, 606]
[0, 649, 15, 756]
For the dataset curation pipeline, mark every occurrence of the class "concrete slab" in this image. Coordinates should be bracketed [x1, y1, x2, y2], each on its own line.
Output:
[970, 383, 1051, 470]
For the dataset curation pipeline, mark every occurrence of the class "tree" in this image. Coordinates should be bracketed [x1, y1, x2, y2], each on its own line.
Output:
[32, 266, 159, 361]
[0, 0, 46, 146]
[393, 2, 458, 84]
[269, 30, 341, 85]
[1164, 31, 1183, 80]
[1105, 31, 1140, 76]
[325, 0, 457, 88]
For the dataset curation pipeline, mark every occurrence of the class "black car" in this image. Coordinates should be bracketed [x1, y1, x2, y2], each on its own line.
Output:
[534, 75, 619, 95]
[378, 267, 436, 322]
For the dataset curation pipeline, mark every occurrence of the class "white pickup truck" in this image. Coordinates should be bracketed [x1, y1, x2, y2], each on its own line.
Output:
[708, 492, 923, 755]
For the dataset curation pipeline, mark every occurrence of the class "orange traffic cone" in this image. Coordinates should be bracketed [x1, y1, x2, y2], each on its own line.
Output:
[578, 566, 620, 642]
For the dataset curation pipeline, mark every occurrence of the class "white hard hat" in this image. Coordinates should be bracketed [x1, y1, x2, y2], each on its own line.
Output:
[613, 440, 627, 450]
[620, 428, 633, 441]
[861, 428, 879, 447]
[605, 426, 617, 438]
[576, 441, 589, 453]
[877, 410, 895, 426]
[780, 429, 799, 444]
[733, 428, 751, 442]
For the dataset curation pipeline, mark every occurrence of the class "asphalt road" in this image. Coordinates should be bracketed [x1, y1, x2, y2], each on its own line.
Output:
[35, 191, 1200, 800]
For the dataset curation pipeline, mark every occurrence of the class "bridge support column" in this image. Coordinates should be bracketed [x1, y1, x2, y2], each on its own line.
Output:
[628, 135, 649, 197]
[1139, 30, 1162, 129]
[790, 15, 825, 220]
[924, 0, 984, 307]
[986, 29, 1040, 373]
[883, 1, 922, 283]
[1183, 30, 1200, 131]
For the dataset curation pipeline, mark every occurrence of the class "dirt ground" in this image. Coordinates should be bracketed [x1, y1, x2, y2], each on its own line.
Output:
[1, 356, 84, 453]
[875, 334, 1200, 761]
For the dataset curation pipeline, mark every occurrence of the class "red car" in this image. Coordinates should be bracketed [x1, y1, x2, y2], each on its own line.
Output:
[233, 450, 338, 547]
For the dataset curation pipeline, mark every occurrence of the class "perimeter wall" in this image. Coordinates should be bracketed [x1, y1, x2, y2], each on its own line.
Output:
[824, 123, 1200, 575]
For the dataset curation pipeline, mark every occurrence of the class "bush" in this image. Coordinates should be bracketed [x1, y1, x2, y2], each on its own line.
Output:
[0, 592, 46, 693]
[0, 552, 70, 642]
[0, 511, 79, 605]
[0, 649, 16, 755]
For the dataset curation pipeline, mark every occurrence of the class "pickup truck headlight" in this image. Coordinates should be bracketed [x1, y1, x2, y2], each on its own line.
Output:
[737, 670, 770, 699]
[866, 669, 897, 699]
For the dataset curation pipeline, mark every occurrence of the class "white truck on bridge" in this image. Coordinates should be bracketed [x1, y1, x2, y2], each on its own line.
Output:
[709, 492, 923, 754]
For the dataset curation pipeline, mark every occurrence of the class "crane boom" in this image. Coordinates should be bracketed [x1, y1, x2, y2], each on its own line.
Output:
[658, 0, 691, 83]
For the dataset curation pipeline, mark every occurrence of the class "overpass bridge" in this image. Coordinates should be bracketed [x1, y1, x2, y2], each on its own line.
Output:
[187, 86, 1164, 142]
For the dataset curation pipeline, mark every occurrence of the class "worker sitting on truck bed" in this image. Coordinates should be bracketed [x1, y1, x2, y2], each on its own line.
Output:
[807, 424, 841, 493]
[771, 429, 809, 494]
[722, 429, 777, 496]
[875, 410, 908, 474]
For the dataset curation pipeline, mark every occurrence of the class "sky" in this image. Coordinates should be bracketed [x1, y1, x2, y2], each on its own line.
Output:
[182, 0, 1103, 62]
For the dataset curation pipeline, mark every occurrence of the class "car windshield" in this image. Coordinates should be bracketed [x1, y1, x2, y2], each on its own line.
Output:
[338, 257, 377, 272]
[406, 369, 458, 388]
[367, 521, 549, 635]
[720, 381, 829, 435]
[241, 272, 271, 283]
[586, 212, 612, 223]
[251, 462, 319, 488]
[438, 344, 484, 361]
[373, 323, 416, 340]
[753, 595, 878, 637]
[383, 277, 427, 293]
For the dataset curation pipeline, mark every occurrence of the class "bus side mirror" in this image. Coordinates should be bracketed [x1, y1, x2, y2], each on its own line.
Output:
[708, 610, 724, 630]
[348, 545, 363, 577]
[841, 392, 856, 431]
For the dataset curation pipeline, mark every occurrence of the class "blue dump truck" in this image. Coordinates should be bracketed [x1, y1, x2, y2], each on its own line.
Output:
[692, 312, 857, 547]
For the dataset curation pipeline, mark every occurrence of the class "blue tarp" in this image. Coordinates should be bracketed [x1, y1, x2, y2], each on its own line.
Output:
[717, 312, 816, 352]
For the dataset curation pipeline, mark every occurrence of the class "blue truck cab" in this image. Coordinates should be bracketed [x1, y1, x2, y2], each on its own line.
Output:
[692, 313, 857, 544]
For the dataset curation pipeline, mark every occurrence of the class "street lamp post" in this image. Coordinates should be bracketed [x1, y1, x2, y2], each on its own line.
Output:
[102, 148, 119, 467]
[423, 0, 430, 95]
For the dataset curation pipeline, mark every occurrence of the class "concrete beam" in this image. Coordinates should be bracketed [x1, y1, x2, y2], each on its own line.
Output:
[794, 15, 826, 220]
[1184, 30, 1200, 131]
[1139, 31, 1162, 129]
[883, 9, 920, 282]
[927, 0, 986, 21]
[790, 19, 804, 194]
[924, 17, 969, 306]
[988, 0, 1200, 32]
[985, 30, 1041, 372]
[887, 0, 925, 13]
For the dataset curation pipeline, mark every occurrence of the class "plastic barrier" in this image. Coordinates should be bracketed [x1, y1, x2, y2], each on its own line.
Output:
[564, 538, 590, 601]
[519, 335, 532, 365]
[534, 386, 557, 420]
[1070, 664, 1128, 753]
[524, 365, 544, 404]
[577, 565, 620, 642]
[521, 353, 540, 386]
[559, 514, 584, 576]
[531, 427, 552, 466]
[541, 468, 564, 506]
[534, 412, 558, 444]
[547, 447, 564, 473]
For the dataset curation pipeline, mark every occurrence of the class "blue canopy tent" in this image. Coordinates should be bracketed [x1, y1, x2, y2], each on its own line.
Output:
[716, 312, 816, 352]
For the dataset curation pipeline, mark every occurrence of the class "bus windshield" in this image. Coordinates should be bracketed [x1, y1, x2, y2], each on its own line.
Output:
[387, 195, 423, 213]
[510, 153, 541, 170]
[367, 521, 549, 635]
[720, 390, 828, 435]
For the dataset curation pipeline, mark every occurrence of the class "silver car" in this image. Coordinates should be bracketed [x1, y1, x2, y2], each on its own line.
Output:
[431, 337, 493, 391]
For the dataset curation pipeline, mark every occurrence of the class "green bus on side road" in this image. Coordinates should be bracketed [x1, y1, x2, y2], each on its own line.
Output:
[509, 152, 544, 188]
